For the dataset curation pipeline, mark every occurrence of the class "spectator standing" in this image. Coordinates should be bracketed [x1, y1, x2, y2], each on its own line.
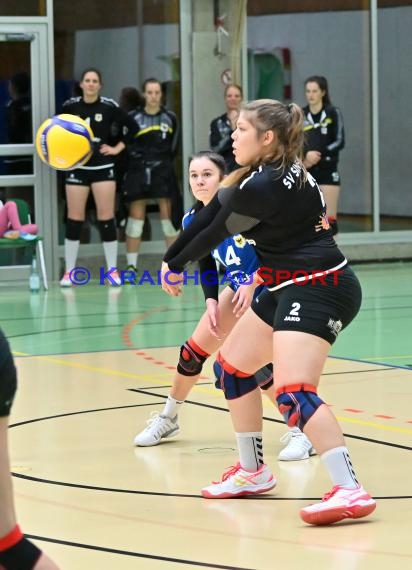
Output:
[209, 83, 243, 173]
[115, 87, 145, 237]
[4, 72, 32, 176]
[302, 76, 345, 235]
[122, 78, 180, 274]
[59, 68, 136, 287]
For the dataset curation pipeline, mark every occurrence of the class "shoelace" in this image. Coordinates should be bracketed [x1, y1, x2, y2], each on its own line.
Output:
[321, 485, 340, 502]
[280, 430, 303, 443]
[212, 463, 267, 485]
[279, 432, 292, 444]
[146, 412, 162, 428]
[212, 463, 241, 484]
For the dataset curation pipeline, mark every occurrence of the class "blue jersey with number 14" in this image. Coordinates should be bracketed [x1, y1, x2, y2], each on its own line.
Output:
[182, 207, 263, 295]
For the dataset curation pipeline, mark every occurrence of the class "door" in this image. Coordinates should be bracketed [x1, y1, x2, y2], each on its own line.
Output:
[0, 24, 58, 282]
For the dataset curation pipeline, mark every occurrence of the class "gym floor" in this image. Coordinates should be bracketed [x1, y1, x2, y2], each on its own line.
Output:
[2, 260, 412, 569]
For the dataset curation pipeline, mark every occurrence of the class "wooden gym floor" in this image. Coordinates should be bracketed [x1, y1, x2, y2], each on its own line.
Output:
[2, 261, 412, 569]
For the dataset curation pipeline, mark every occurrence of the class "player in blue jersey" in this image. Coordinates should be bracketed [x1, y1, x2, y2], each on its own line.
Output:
[134, 151, 314, 460]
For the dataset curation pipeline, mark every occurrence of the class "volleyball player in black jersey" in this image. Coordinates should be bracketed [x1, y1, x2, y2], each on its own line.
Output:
[303, 76, 345, 235]
[160, 99, 375, 525]
[209, 83, 243, 173]
[122, 78, 181, 274]
[60, 68, 137, 286]
[0, 328, 59, 569]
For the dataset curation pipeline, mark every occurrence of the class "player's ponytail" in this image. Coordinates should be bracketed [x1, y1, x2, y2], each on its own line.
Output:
[285, 102, 305, 164]
[220, 166, 251, 188]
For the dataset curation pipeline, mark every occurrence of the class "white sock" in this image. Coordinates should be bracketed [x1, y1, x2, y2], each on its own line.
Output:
[64, 238, 80, 273]
[321, 446, 359, 489]
[127, 252, 138, 268]
[103, 240, 118, 271]
[162, 396, 184, 418]
[236, 432, 263, 472]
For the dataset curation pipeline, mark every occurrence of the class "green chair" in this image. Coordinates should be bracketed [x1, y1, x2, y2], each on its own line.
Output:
[0, 199, 48, 290]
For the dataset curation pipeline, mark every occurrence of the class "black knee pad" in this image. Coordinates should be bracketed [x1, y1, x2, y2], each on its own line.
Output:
[255, 363, 274, 390]
[213, 353, 258, 400]
[0, 530, 42, 570]
[276, 383, 324, 430]
[177, 338, 209, 376]
[0, 329, 17, 417]
[65, 218, 84, 240]
[98, 218, 117, 242]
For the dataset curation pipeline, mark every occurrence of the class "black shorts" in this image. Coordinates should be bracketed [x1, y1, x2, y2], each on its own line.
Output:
[309, 164, 340, 186]
[65, 165, 115, 186]
[122, 162, 176, 203]
[251, 265, 362, 345]
[0, 329, 17, 417]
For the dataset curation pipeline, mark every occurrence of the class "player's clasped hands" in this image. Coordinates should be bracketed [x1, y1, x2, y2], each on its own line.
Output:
[160, 261, 182, 296]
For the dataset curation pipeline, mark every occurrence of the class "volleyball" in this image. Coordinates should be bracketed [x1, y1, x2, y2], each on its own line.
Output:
[35, 114, 94, 170]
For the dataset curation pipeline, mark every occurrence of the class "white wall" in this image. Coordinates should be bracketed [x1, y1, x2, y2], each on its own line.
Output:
[74, 24, 179, 99]
[247, 8, 412, 217]
[72, 7, 412, 218]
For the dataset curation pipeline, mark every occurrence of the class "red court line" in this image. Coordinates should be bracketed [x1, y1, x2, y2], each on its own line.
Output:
[121, 304, 209, 381]
[122, 307, 412, 424]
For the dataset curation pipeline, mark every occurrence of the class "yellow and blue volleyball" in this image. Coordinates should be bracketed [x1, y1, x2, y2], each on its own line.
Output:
[35, 114, 94, 170]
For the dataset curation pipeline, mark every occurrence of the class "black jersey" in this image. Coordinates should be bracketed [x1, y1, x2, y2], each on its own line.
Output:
[6, 95, 32, 143]
[62, 96, 136, 169]
[5, 95, 32, 174]
[209, 113, 237, 173]
[303, 105, 345, 169]
[164, 160, 346, 291]
[127, 106, 179, 164]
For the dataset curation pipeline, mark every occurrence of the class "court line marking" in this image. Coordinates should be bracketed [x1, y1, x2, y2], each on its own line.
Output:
[124, 349, 412, 428]
[11, 350, 412, 432]
[24, 535, 256, 570]
[23, 524, 412, 562]
[130, 388, 412, 437]
[328, 354, 412, 371]
[363, 354, 412, 361]
[12, 353, 170, 381]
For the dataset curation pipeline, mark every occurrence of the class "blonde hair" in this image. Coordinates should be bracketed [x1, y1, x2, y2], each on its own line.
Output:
[221, 99, 305, 188]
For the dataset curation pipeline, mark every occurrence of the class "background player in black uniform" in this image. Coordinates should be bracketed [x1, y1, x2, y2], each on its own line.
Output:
[60, 68, 136, 286]
[209, 83, 243, 173]
[0, 328, 60, 569]
[122, 78, 180, 273]
[115, 87, 146, 238]
[160, 99, 375, 525]
[4, 72, 32, 176]
[302, 76, 345, 235]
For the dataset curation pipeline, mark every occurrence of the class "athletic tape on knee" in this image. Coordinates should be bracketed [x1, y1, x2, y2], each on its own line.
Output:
[161, 218, 179, 238]
[98, 218, 117, 242]
[65, 218, 83, 240]
[177, 337, 209, 376]
[126, 217, 144, 238]
[275, 383, 324, 430]
[213, 353, 258, 400]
